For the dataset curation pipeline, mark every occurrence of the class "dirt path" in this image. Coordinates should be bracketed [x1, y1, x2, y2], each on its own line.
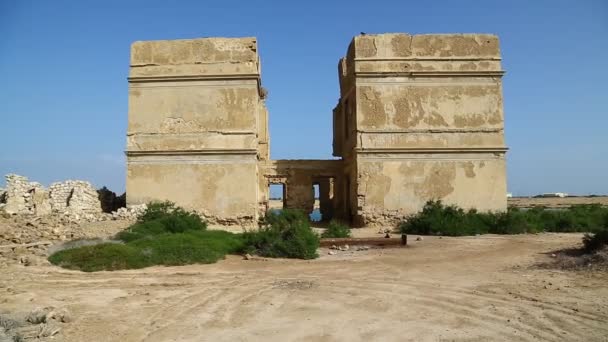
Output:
[1, 233, 607, 341]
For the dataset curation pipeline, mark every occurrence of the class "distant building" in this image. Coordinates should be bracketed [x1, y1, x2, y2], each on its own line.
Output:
[539, 193, 568, 198]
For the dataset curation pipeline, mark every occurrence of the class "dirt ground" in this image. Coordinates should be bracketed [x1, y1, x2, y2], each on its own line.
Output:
[1, 232, 607, 342]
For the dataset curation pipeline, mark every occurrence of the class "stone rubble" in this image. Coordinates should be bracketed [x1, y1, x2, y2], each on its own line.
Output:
[0, 306, 71, 341]
[0, 174, 148, 268]
[1, 174, 101, 215]
[0, 174, 146, 223]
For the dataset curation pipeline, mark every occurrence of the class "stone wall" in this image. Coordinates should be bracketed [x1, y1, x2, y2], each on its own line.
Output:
[125, 33, 508, 228]
[0, 174, 101, 215]
[334, 33, 508, 226]
[126, 37, 267, 226]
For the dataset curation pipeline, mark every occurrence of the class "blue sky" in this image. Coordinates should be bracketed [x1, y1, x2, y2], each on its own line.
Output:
[1, 0, 606, 195]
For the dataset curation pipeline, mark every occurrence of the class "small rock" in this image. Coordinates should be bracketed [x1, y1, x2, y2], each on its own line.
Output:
[328, 251, 337, 255]
[46, 308, 72, 323]
[20, 255, 32, 266]
[27, 307, 53, 324]
[416, 236, 423, 241]
[551, 254, 557, 258]
[37, 322, 61, 338]
[243, 254, 252, 260]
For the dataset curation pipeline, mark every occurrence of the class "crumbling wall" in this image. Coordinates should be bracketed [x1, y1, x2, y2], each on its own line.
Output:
[48, 180, 102, 213]
[2, 174, 49, 215]
[0, 174, 101, 215]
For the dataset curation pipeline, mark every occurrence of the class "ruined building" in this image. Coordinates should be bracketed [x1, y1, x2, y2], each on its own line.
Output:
[126, 33, 507, 227]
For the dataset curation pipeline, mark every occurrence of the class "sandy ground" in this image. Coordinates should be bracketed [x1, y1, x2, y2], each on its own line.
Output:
[1, 232, 607, 342]
[508, 196, 608, 209]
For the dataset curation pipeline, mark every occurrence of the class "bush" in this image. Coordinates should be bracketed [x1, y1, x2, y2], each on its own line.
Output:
[400, 201, 492, 236]
[321, 220, 352, 238]
[582, 215, 608, 253]
[116, 201, 207, 242]
[139, 201, 206, 226]
[243, 209, 319, 259]
[48, 202, 242, 272]
[130, 230, 244, 266]
[582, 229, 608, 253]
[400, 200, 608, 237]
[48, 243, 147, 272]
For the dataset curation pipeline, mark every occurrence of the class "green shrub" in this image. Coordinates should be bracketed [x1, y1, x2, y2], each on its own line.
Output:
[117, 201, 207, 242]
[582, 229, 608, 253]
[400, 200, 608, 237]
[582, 215, 608, 253]
[139, 201, 205, 227]
[243, 209, 319, 259]
[261, 208, 308, 228]
[139, 201, 176, 222]
[400, 201, 490, 236]
[321, 220, 352, 238]
[49, 202, 244, 272]
[48, 243, 148, 272]
[130, 230, 244, 266]
[49, 230, 244, 272]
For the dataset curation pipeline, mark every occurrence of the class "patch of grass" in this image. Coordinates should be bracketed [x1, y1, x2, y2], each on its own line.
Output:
[243, 209, 319, 259]
[50, 204, 322, 271]
[321, 220, 352, 238]
[129, 230, 244, 266]
[49, 202, 241, 272]
[48, 243, 147, 272]
[400, 200, 608, 237]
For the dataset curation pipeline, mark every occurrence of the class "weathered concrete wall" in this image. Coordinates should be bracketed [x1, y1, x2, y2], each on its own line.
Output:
[126, 33, 507, 228]
[126, 37, 267, 226]
[127, 160, 258, 225]
[357, 156, 506, 226]
[335, 33, 508, 226]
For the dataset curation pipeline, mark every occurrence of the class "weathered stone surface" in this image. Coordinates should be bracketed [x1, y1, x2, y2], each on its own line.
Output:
[333, 33, 507, 226]
[126, 37, 268, 226]
[126, 33, 507, 227]
[48, 180, 101, 213]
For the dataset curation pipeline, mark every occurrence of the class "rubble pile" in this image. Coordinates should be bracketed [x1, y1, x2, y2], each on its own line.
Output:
[0, 174, 148, 267]
[0, 306, 72, 341]
[0, 214, 134, 267]
[111, 204, 147, 220]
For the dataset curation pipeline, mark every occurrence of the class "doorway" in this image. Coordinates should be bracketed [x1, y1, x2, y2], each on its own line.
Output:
[268, 183, 285, 213]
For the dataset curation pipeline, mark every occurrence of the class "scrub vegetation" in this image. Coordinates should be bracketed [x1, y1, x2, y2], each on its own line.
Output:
[49, 203, 321, 272]
[243, 209, 320, 260]
[400, 200, 608, 237]
[321, 220, 352, 238]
